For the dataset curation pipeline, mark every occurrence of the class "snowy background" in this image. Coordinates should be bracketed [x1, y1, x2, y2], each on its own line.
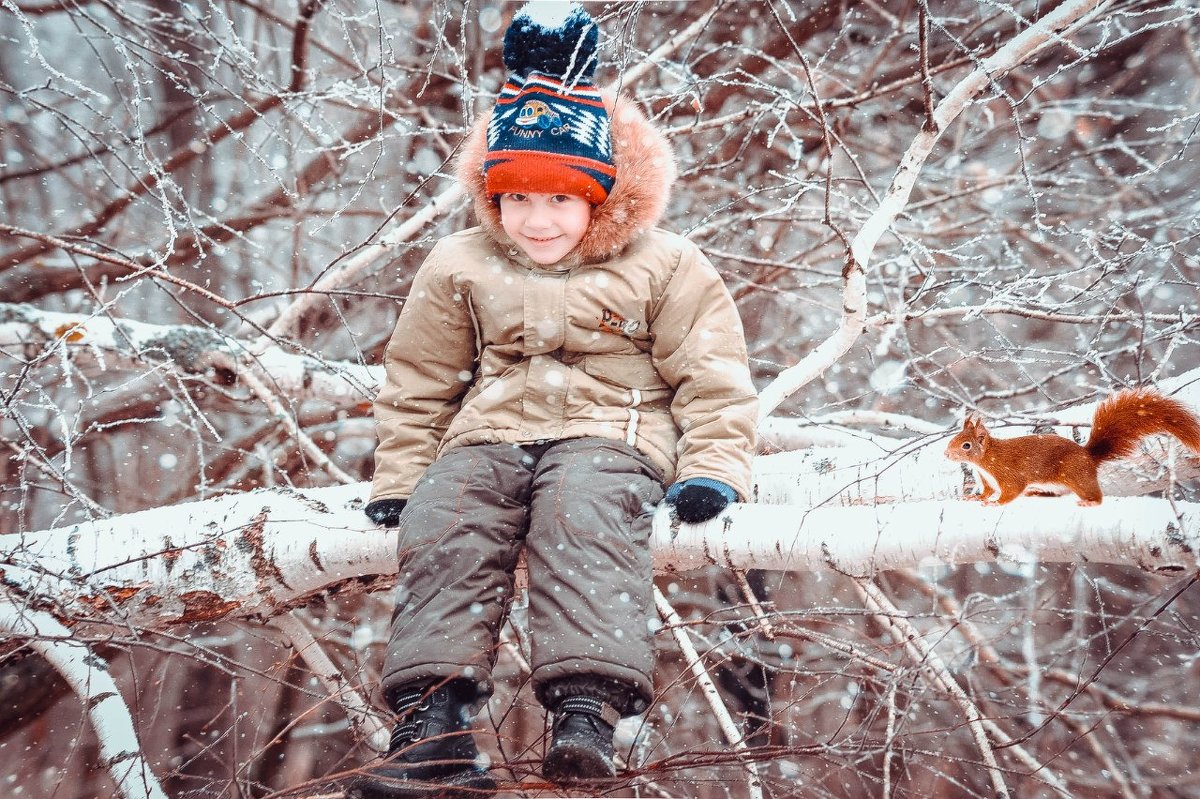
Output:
[1, 1, 1199, 797]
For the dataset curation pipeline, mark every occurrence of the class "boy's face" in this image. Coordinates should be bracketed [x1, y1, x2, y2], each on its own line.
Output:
[499, 192, 592, 265]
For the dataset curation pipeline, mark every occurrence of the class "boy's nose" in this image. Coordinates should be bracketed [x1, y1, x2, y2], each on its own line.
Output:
[525, 202, 552, 228]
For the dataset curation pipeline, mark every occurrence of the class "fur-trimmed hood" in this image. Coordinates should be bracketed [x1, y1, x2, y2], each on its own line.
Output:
[455, 92, 677, 265]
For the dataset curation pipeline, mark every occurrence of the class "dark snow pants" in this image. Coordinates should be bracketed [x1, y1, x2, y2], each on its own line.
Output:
[380, 437, 663, 713]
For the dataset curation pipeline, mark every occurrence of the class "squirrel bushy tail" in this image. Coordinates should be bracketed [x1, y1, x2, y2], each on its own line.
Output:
[1086, 389, 1200, 463]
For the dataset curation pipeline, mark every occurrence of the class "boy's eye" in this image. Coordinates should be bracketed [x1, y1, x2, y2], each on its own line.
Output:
[507, 193, 527, 202]
[550, 194, 571, 203]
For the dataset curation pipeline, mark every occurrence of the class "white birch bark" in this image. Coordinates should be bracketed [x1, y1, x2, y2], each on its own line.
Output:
[3, 484, 1195, 633]
[272, 611, 391, 752]
[757, 368, 1200, 506]
[0, 603, 168, 799]
[5, 365, 1193, 630]
[755, 437, 1200, 508]
[654, 586, 764, 799]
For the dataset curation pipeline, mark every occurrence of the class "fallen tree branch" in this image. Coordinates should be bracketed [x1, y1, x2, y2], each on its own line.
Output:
[853, 578, 1012, 798]
[272, 611, 390, 753]
[654, 586, 763, 799]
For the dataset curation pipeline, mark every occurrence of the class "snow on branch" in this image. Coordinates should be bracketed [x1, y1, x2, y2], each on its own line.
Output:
[756, 370, 1200, 507]
[3, 483, 1196, 635]
[655, 497, 1199, 575]
[755, 432, 1200, 508]
[0, 602, 168, 799]
[0, 301, 379, 406]
[263, 184, 465, 340]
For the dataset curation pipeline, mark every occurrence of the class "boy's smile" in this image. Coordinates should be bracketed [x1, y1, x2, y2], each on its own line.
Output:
[499, 192, 593, 265]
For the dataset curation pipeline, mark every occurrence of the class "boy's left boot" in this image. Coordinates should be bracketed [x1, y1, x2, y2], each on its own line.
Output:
[349, 682, 496, 799]
[542, 695, 621, 784]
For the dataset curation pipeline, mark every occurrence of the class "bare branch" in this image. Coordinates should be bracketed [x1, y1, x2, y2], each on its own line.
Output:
[757, 0, 1114, 419]
[0, 602, 168, 799]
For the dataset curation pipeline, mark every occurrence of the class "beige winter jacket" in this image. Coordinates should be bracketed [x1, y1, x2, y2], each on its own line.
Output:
[370, 93, 758, 502]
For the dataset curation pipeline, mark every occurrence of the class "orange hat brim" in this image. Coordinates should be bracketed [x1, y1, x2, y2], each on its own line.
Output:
[484, 153, 613, 204]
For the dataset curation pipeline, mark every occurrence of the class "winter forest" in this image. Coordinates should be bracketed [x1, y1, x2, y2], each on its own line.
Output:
[2, 0, 1199, 797]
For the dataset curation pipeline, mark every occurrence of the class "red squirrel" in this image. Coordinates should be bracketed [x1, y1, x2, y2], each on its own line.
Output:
[945, 388, 1200, 506]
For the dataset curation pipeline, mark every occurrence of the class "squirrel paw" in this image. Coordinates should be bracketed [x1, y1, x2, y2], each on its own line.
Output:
[1076, 498, 1102, 507]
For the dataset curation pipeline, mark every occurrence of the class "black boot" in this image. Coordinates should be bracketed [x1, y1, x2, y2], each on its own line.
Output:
[350, 682, 496, 799]
[542, 695, 621, 784]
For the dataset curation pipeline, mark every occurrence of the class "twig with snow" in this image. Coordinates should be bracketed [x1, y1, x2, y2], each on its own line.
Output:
[852, 578, 1012, 799]
[732, 569, 776, 641]
[882, 680, 897, 799]
[890, 569, 1074, 796]
[206, 351, 357, 485]
[1059, 714, 1141, 799]
[654, 586, 764, 799]
[272, 611, 390, 753]
[264, 184, 465, 341]
[614, 4, 721, 89]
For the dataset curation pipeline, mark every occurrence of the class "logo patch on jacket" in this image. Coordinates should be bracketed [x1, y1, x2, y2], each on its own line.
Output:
[600, 308, 641, 336]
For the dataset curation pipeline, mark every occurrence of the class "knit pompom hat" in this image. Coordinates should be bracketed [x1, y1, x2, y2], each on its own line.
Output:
[484, 2, 615, 204]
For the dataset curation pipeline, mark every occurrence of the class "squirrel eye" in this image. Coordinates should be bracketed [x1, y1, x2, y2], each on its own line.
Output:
[961, 442, 972, 450]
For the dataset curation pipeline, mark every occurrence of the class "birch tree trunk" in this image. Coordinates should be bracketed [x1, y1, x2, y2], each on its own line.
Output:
[4, 484, 1195, 633]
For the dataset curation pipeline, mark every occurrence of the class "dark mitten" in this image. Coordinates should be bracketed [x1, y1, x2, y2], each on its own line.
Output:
[664, 478, 737, 524]
[364, 498, 407, 528]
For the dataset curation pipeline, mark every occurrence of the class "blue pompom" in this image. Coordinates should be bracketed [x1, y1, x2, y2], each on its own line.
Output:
[503, 2, 598, 82]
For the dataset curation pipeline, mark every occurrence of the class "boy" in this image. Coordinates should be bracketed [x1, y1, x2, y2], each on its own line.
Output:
[355, 4, 757, 797]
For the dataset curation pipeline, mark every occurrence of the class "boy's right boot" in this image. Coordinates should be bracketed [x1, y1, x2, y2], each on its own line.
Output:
[350, 682, 495, 799]
[542, 695, 620, 783]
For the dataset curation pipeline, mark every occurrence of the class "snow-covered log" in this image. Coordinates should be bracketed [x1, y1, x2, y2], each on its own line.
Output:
[3, 483, 1196, 634]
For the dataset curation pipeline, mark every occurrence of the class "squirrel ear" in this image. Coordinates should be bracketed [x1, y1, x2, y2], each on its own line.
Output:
[963, 412, 980, 430]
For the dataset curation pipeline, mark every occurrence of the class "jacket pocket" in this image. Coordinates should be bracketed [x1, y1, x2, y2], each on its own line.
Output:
[580, 353, 670, 391]
[578, 354, 673, 448]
